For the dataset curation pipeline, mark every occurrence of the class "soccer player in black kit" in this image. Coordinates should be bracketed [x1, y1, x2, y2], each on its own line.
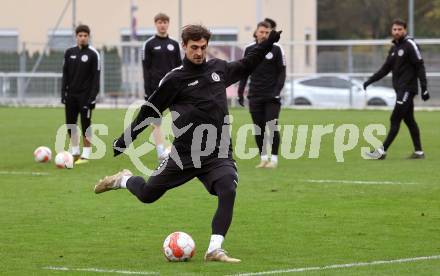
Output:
[61, 25, 100, 164]
[238, 21, 286, 168]
[364, 19, 430, 160]
[94, 25, 282, 262]
[142, 13, 181, 161]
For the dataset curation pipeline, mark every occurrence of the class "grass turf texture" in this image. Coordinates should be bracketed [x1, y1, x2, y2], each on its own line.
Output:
[1, 107, 439, 276]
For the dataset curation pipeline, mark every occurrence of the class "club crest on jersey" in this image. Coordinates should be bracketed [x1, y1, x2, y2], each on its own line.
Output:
[211, 72, 220, 82]
[81, 55, 88, 62]
[265, 52, 274, 59]
[398, 49, 404, 56]
[167, 44, 175, 51]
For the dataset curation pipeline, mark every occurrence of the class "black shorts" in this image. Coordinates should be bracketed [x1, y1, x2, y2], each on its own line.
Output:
[65, 94, 92, 137]
[146, 157, 238, 196]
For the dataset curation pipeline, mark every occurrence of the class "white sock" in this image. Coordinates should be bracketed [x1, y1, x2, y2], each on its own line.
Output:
[81, 147, 91, 159]
[261, 155, 268, 162]
[207, 234, 224, 253]
[415, 151, 424, 155]
[377, 147, 385, 155]
[271, 155, 278, 163]
[156, 144, 165, 157]
[120, 175, 131, 189]
[71, 146, 80, 156]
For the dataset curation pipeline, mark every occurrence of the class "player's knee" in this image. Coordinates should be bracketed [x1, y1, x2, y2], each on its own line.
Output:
[138, 194, 156, 204]
[390, 114, 401, 124]
[214, 175, 237, 199]
[224, 184, 236, 198]
[137, 191, 158, 204]
[404, 117, 417, 126]
[128, 176, 156, 204]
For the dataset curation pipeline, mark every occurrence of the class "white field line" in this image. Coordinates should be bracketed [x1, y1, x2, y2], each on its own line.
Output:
[228, 255, 440, 276]
[301, 179, 418, 185]
[43, 266, 158, 275]
[0, 170, 49, 176]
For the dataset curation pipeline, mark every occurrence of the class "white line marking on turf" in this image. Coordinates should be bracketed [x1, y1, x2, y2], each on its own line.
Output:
[43, 266, 159, 275]
[302, 179, 418, 185]
[228, 255, 440, 276]
[0, 171, 49, 176]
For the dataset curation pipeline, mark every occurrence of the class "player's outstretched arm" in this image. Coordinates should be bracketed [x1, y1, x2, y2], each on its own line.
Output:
[113, 76, 178, 157]
[237, 46, 251, 106]
[363, 47, 393, 90]
[113, 138, 126, 157]
[225, 30, 282, 86]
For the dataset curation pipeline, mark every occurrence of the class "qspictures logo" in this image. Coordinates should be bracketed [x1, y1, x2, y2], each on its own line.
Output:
[54, 102, 386, 176]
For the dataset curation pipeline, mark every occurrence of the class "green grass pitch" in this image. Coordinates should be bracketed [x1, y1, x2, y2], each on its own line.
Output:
[1, 107, 439, 275]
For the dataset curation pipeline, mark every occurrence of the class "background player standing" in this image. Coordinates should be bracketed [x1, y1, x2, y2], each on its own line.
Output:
[94, 25, 282, 263]
[238, 21, 286, 168]
[364, 19, 429, 160]
[142, 13, 182, 161]
[61, 25, 100, 164]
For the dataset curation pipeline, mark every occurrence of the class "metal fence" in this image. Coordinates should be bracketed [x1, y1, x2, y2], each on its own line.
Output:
[1, 39, 440, 108]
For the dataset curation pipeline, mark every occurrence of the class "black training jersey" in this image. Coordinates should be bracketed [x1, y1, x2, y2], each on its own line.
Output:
[142, 35, 182, 96]
[122, 37, 278, 168]
[367, 36, 427, 94]
[238, 42, 286, 99]
[61, 45, 100, 104]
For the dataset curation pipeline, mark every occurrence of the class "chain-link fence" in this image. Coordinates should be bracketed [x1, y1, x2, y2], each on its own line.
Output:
[1, 39, 440, 108]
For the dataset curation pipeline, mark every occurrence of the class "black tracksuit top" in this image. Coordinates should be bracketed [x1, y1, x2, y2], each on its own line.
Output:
[238, 42, 286, 99]
[367, 36, 427, 94]
[123, 38, 276, 167]
[142, 35, 182, 96]
[62, 45, 100, 103]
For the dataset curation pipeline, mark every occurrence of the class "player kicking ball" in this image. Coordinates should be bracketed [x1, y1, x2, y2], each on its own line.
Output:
[94, 25, 282, 262]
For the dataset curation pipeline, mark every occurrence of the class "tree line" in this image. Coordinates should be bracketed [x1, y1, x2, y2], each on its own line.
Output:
[318, 0, 440, 39]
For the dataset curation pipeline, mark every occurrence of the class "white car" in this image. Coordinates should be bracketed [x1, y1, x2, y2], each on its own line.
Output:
[283, 76, 396, 108]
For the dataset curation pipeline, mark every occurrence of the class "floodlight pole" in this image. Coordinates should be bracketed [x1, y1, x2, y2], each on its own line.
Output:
[129, 0, 136, 98]
[408, 0, 414, 37]
[24, 0, 71, 96]
[289, 0, 295, 105]
[178, 0, 183, 40]
[72, 0, 76, 42]
[290, 0, 295, 74]
[256, 0, 262, 23]
[130, 0, 135, 40]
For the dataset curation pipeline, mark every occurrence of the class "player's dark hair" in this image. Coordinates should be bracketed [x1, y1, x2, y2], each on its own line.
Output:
[264, 18, 277, 30]
[392, 19, 407, 29]
[253, 21, 271, 38]
[154, 13, 170, 22]
[181, 24, 211, 44]
[75, 24, 90, 35]
[257, 21, 271, 29]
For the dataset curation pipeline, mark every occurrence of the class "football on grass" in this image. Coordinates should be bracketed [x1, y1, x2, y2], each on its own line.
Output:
[34, 146, 52, 163]
[163, 232, 195, 261]
[54, 151, 74, 169]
